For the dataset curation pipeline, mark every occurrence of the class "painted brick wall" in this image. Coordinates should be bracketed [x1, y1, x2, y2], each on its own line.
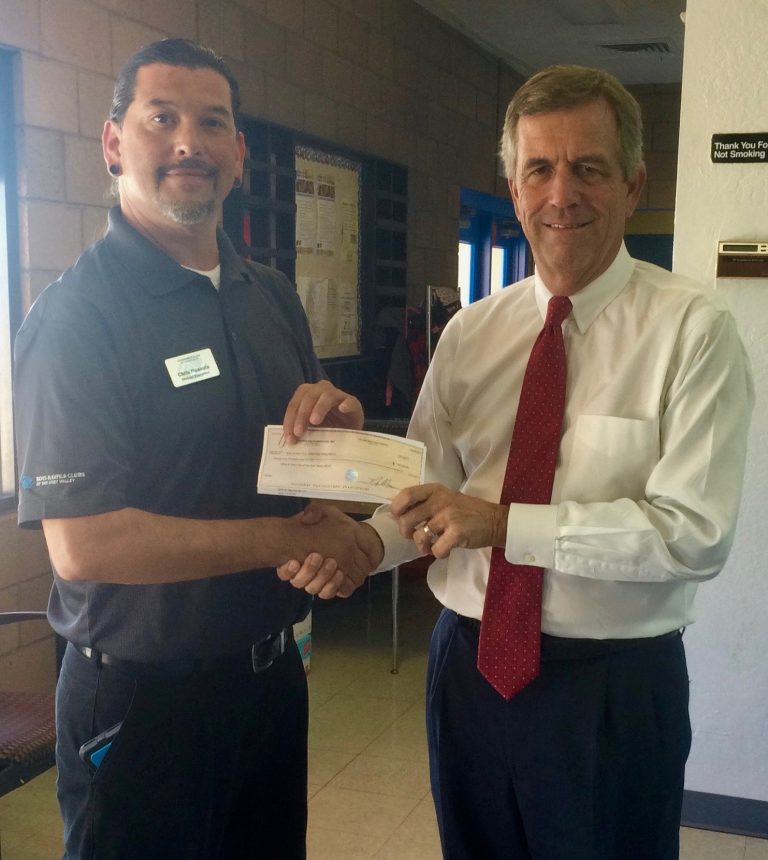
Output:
[629, 82, 681, 211]
[4, 0, 520, 315]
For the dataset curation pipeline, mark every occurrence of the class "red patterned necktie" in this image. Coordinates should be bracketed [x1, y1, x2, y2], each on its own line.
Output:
[477, 295, 572, 699]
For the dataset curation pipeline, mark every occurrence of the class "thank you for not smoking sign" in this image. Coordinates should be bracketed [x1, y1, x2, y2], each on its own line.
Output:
[711, 133, 768, 163]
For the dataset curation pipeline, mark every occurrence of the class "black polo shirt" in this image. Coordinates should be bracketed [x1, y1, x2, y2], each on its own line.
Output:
[14, 207, 320, 660]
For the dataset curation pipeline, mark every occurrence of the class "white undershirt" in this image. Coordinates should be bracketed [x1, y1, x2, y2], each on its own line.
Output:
[184, 264, 221, 290]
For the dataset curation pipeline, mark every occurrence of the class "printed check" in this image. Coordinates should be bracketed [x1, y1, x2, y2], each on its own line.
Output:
[257, 425, 426, 504]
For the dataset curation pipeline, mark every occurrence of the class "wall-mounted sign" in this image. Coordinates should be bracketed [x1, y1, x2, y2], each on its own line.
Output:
[717, 241, 768, 279]
[711, 133, 768, 163]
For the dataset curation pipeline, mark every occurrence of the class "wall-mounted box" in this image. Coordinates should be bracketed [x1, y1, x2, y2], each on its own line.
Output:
[717, 242, 768, 278]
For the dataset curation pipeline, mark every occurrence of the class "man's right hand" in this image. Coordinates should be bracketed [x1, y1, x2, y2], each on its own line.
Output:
[278, 505, 384, 599]
[42, 504, 381, 588]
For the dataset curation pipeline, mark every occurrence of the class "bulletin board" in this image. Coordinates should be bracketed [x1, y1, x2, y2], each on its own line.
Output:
[294, 145, 362, 359]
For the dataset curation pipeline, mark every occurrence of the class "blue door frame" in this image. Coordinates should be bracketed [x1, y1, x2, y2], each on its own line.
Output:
[459, 187, 530, 303]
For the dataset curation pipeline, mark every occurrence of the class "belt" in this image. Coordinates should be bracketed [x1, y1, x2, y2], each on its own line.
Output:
[455, 613, 683, 660]
[74, 628, 293, 678]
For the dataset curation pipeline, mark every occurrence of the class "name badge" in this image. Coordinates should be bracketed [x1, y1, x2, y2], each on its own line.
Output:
[164, 348, 220, 388]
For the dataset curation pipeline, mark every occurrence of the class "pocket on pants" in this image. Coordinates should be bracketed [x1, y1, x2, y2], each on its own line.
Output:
[90, 677, 179, 787]
[427, 609, 459, 705]
[89, 679, 207, 859]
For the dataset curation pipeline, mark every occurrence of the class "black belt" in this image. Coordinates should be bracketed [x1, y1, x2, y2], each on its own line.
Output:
[74, 628, 293, 678]
[455, 613, 682, 660]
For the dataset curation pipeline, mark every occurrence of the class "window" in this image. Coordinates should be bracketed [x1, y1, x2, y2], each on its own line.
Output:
[490, 246, 506, 294]
[457, 241, 473, 307]
[459, 188, 530, 304]
[0, 49, 20, 501]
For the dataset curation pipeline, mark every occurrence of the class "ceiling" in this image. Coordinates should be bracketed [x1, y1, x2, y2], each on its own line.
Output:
[413, 0, 687, 85]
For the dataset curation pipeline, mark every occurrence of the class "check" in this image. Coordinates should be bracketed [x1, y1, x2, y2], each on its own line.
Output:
[257, 425, 426, 504]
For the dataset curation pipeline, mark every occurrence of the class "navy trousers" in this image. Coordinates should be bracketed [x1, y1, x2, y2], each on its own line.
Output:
[426, 610, 691, 860]
[56, 639, 308, 860]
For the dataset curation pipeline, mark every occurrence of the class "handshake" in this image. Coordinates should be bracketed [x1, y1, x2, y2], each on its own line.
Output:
[276, 484, 509, 599]
[274, 383, 509, 599]
[277, 504, 384, 599]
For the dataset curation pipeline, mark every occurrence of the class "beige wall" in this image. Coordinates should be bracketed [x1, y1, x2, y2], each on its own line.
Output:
[4, 0, 681, 313]
[673, 0, 768, 801]
[0, 517, 55, 690]
[629, 82, 681, 212]
[0, 0, 680, 687]
[5, 0, 519, 316]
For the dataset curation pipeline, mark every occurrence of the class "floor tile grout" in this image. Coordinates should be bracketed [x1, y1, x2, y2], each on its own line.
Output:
[1, 576, 763, 859]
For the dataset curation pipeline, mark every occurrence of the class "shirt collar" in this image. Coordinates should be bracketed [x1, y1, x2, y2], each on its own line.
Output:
[105, 206, 254, 295]
[533, 243, 635, 333]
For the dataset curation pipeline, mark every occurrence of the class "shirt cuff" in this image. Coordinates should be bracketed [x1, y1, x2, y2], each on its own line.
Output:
[505, 503, 558, 568]
[366, 505, 424, 573]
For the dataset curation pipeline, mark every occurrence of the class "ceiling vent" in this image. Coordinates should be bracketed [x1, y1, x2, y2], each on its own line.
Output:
[599, 41, 672, 54]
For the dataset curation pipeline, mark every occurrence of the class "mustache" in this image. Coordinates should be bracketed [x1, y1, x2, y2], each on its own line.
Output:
[156, 158, 218, 180]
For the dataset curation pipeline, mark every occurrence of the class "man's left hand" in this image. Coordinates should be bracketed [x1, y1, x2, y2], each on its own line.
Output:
[282, 380, 363, 443]
[390, 483, 508, 559]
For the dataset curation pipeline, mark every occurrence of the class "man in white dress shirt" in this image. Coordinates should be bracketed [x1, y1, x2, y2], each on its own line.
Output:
[281, 65, 753, 860]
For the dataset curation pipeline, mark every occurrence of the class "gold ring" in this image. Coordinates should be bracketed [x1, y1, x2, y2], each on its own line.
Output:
[422, 524, 438, 544]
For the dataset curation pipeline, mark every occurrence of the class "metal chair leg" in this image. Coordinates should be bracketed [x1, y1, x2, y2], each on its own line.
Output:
[391, 566, 400, 674]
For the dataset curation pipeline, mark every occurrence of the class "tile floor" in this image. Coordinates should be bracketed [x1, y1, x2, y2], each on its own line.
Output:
[1, 571, 766, 859]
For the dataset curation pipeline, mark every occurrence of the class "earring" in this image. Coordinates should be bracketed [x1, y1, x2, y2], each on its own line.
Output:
[109, 164, 121, 176]
[232, 176, 242, 189]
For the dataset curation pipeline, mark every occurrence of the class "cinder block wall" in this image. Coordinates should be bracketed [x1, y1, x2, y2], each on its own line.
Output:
[9, 0, 518, 316]
[0, 0, 680, 688]
[5, 1, 682, 317]
[629, 82, 681, 211]
[0, 518, 56, 690]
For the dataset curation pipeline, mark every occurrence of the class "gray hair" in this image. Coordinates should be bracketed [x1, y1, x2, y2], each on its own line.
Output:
[500, 65, 643, 180]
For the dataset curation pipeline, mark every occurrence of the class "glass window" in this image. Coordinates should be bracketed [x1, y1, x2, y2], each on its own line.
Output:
[458, 241, 472, 307]
[490, 246, 506, 294]
[0, 49, 19, 499]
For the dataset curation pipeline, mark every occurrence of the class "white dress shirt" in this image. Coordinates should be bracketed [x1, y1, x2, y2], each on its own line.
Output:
[369, 245, 754, 639]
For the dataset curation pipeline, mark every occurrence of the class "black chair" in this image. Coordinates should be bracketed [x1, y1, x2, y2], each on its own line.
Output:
[0, 612, 56, 799]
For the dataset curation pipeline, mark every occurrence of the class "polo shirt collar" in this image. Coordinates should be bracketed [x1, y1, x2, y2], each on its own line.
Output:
[533, 243, 636, 333]
[105, 206, 253, 294]
[217, 222, 254, 286]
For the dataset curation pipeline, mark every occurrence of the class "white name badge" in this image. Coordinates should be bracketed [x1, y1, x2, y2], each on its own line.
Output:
[164, 348, 220, 388]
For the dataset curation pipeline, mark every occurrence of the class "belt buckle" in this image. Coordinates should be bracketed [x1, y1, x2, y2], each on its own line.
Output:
[251, 629, 287, 674]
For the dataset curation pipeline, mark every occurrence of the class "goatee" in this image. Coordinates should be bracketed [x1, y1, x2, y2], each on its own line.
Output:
[155, 158, 218, 224]
[158, 199, 215, 225]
